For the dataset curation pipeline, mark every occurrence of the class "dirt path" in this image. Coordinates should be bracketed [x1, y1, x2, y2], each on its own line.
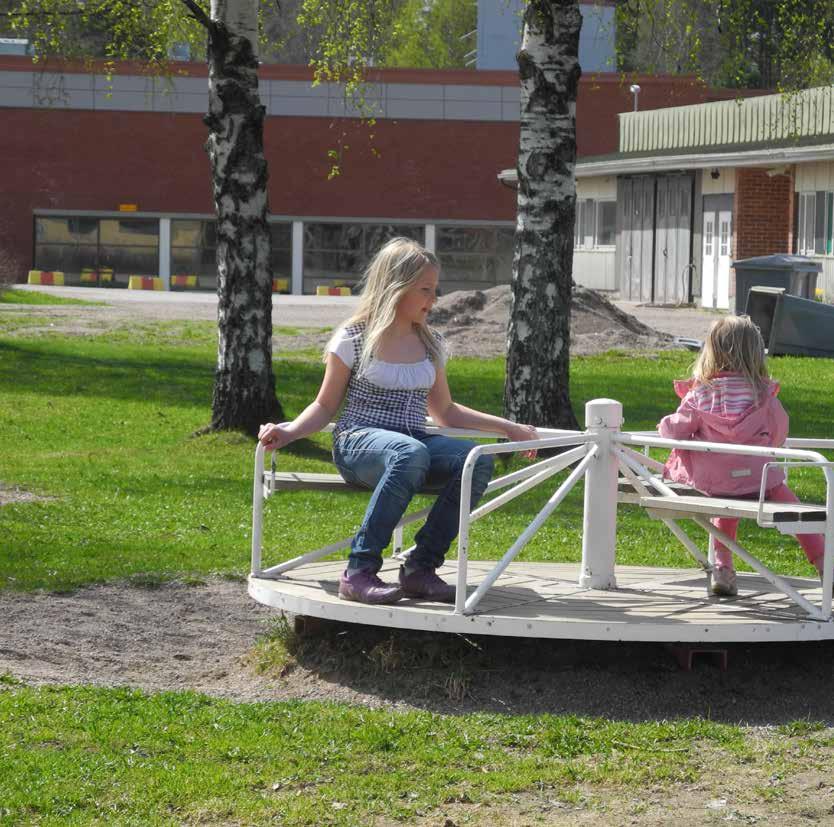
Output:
[3, 577, 834, 727]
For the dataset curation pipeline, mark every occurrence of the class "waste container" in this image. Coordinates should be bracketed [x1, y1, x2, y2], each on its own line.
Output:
[732, 254, 821, 315]
[746, 287, 834, 357]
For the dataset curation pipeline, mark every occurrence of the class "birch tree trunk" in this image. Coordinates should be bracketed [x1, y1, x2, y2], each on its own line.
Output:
[205, 0, 283, 434]
[504, 0, 581, 430]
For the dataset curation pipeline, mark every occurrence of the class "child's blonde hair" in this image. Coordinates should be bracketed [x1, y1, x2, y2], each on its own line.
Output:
[693, 315, 770, 393]
[326, 237, 445, 373]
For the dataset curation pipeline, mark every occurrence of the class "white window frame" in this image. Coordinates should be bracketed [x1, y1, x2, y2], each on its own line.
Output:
[574, 198, 616, 250]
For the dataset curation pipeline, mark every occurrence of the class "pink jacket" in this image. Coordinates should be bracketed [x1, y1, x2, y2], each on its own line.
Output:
[658, 377, 789, 496]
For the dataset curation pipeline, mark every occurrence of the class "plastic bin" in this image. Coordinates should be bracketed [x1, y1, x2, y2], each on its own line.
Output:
[732, 254, 821, 315]
[745, 287, 834, 357]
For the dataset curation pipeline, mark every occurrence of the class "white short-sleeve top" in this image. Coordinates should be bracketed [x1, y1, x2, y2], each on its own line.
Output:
[328, 322, 447, 439]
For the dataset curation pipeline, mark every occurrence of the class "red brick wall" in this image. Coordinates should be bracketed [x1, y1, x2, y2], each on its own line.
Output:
[733, 167, 795, 259]
[731, 167, 795, 302]
[0, 55, 764, 282]
[0, 109, 519, 283]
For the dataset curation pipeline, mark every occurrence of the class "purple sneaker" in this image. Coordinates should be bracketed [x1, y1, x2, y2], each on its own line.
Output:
[399, 566, 456, 603]
[338, 569, 403, 605]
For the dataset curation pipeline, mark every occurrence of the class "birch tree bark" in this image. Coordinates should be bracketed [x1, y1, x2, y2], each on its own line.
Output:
[203, 0, 283, 433]
[504, 0, 581, 430]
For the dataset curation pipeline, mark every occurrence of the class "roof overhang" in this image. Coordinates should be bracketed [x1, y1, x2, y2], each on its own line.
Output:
[498, 142, 834, 184]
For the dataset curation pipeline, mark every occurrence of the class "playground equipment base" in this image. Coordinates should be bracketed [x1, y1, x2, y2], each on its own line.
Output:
[249, 560, 833, 644]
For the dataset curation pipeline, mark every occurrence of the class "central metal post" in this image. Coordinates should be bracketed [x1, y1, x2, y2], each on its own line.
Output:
[580, 398, 623, 589]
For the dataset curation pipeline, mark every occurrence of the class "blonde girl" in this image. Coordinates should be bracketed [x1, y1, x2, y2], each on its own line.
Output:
[658, 315, 824, 596]
[259, 237, 538, 605]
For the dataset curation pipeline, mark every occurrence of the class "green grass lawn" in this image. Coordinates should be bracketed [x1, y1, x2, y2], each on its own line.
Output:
[3, 322, 834, 825]
[1, 329, 832, 591]
[2, 679, 832, 826]
[0, 288, 101, 306]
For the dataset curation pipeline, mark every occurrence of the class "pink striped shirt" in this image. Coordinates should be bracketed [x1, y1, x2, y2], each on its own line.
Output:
[686, 374, 758, 417]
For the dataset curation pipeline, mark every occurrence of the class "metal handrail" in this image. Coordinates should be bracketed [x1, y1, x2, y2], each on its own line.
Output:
[615, 432, 834, 620]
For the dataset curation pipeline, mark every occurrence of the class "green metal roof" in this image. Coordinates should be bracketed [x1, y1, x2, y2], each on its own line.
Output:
[619, 86, 834, 154]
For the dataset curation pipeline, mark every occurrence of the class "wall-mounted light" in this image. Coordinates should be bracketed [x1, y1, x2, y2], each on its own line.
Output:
[710, 168, 720, 180]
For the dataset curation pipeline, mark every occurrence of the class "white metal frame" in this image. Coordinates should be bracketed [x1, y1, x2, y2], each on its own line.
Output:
[250, 399, 834, 626]
[614, 431, 834, 621]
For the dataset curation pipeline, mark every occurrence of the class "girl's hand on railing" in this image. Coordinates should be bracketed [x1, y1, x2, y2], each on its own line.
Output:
[505, 423, 540, 459]
[258, 422, 294, 451]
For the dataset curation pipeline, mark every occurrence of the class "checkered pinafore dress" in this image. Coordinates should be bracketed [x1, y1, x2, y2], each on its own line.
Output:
[332, 322, 442, 442]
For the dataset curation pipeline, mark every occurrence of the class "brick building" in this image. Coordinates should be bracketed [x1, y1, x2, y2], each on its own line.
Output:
[0, 55, 739, 296]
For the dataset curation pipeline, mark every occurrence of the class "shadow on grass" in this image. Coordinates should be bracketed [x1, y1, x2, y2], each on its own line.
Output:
[269, 617, 834, 725]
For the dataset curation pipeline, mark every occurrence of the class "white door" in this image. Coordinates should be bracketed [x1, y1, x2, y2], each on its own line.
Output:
[715, 209, 732, 310]
[701, 207, 732, 309]
[701, 212, 716, 308]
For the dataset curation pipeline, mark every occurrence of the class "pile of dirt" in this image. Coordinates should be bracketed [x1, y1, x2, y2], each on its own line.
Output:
[428, 285, 678, 358]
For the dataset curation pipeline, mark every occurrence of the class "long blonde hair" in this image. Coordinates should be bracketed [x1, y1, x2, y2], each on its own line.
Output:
[693, 315, 770, 393]
[326, 237, 445, 373]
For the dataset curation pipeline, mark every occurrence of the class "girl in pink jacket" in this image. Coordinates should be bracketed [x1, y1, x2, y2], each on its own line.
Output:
[658, 315, 824, 597]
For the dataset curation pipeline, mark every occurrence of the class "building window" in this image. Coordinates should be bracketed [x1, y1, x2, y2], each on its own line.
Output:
[270, 223, 292, 280]
[34, 216, 98, 275]
[596, 201, 617, 247]
[98, 218, 159, 276]
[171, 219, 216, 281]
[435, 225, 514, 290]
[34, 216, 159, 283]
[797, 191, 834, 256]
[574, 199, 616, 249]
[303, 222, 425, 291]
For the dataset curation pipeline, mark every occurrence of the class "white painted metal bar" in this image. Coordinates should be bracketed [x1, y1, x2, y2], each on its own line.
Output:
[252, 442, 266, 575]
[622, 433, 834, 453]
[392, 445, 589, 563]
[614, 445, 679, 498]
[758, 460, 834, 618]
[615, 432, 829, 465]
[261, 503, 433, 578]
[616, 450, 710, 571]
[463, 444, 600, 615]
[454, 432, 594, 614]
[693, 516, 825, 620]
[580, 400, 622, 589]
[785, 438, 834, 450]
[617, 433, 834, 619]
[469, 445, 590, 522]
[619, 444, 666, 474]
[483, 445, 588, 494]
[257, 426, 588, 582]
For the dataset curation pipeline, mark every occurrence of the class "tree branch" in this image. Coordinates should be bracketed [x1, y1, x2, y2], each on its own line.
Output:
[177, 0, 211, 30]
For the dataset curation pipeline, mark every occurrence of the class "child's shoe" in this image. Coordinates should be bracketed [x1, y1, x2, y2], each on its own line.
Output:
[338, 569, 402, 604]
[399, 566, 456, 603]
[711, 566, 738, 597]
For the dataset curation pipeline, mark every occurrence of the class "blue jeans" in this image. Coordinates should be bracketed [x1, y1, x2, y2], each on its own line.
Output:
[332, 427, 495, 574]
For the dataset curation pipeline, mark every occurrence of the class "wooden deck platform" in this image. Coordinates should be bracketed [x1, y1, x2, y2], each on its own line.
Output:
[249, 560, 834, 643]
